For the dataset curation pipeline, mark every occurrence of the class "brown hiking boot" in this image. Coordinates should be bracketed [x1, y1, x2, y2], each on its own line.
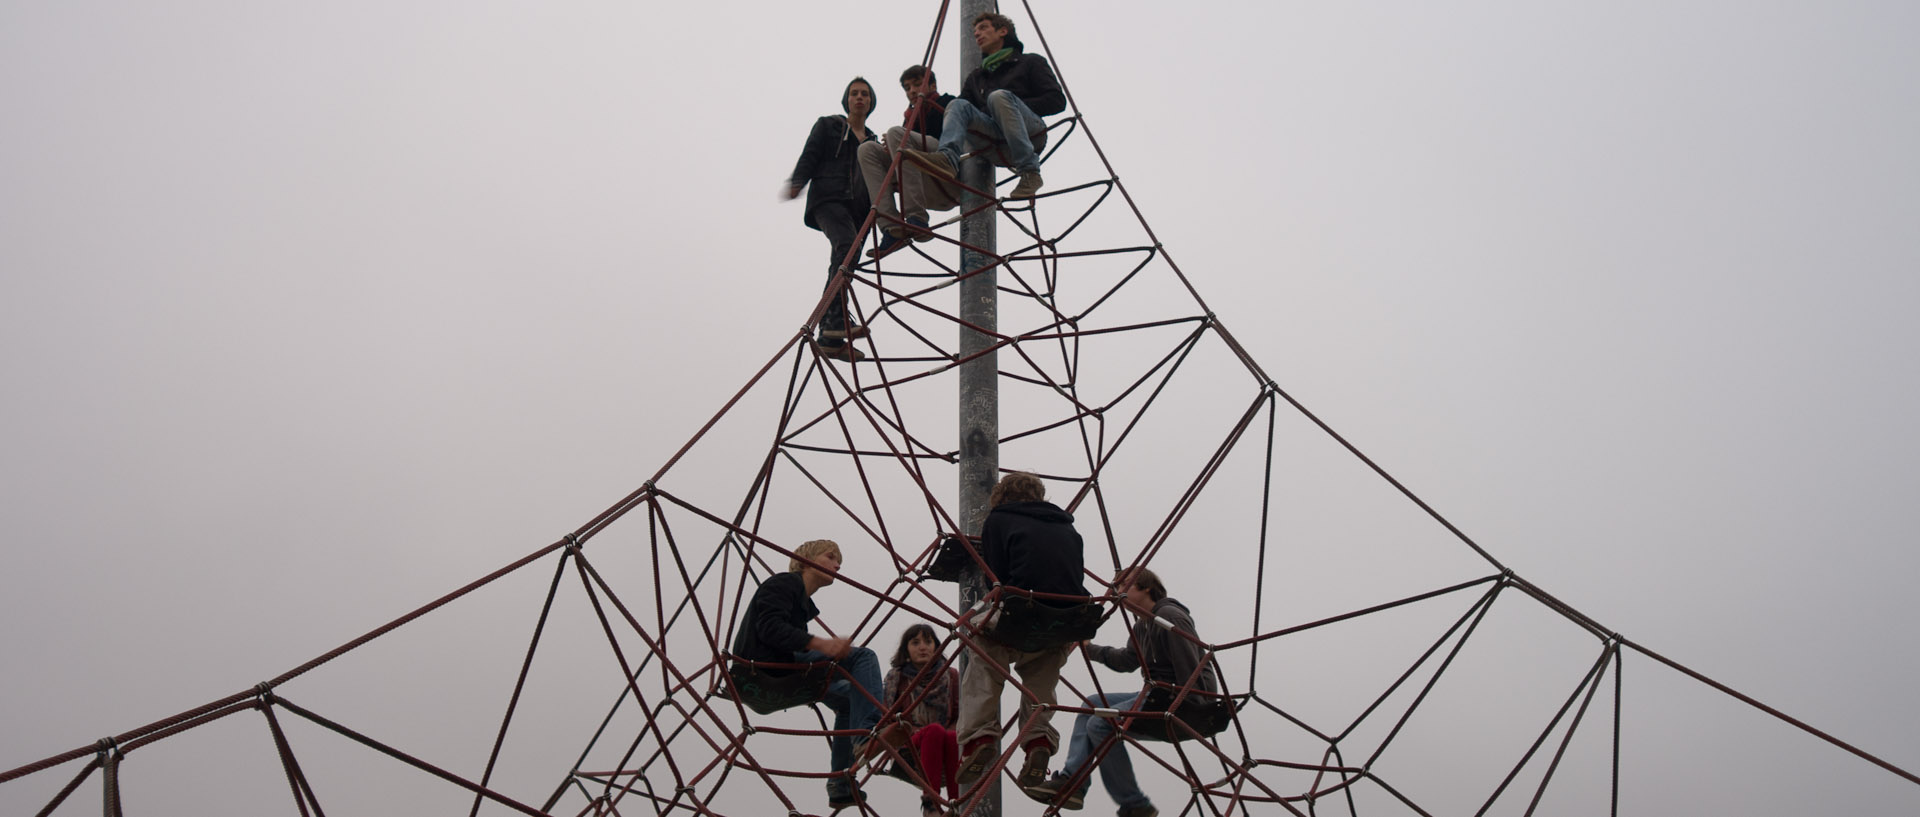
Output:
[1008, 170, 1044, 199]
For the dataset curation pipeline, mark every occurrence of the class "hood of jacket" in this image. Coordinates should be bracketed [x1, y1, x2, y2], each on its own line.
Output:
[991, 500, 1073, 525]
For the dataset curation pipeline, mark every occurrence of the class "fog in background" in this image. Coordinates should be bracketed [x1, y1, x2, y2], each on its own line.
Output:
[3, 1, 1918, 814]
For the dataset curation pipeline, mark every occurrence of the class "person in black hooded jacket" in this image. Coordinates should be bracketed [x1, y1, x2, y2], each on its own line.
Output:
[954, 472, 1090, 792]
[784, 77, 877, 361]
[905, 12, 1064, 201]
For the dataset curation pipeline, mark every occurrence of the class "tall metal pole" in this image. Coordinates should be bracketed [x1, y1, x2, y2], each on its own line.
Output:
[956, 1, 1000, 816]
[957, 14, 999, 528]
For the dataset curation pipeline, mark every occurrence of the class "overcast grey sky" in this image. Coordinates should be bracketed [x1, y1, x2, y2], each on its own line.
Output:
[3, 1, 1918, 815]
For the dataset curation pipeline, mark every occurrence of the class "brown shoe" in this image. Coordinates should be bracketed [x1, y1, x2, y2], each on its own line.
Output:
[813, 341, 865, 362]
[1014, 743, 1051, 790]
[819, 324, 870, 340]
[1008, 170, 1044, 199]
[955, 737, 997, 785]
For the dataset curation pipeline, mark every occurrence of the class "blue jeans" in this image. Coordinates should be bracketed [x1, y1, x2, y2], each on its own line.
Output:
[1060, 692, 1151, 809]
[798, 646, 884, 772]
[937, 89, 1048, 175]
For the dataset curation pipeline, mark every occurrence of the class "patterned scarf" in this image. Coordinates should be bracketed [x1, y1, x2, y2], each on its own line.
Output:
[982, 47, 1015, 72]
[886, 660, 956, 728]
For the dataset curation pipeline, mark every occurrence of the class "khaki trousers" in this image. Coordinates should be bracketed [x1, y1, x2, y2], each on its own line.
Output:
[955, 638, 1073, 753]
[857, 127, 963, 226]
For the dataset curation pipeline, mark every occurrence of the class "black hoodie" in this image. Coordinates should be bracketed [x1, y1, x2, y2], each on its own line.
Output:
[980, 500, 1089, 604]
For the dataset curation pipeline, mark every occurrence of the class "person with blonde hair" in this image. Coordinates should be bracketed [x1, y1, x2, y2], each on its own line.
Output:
[732, 539, 886, 808]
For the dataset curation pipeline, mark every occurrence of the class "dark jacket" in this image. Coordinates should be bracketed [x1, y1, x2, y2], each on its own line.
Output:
[731, 571, 818, 665]
[959, 40, 1065, 117]
[980, 500, 1089, 604]
[906, 92, 956, 139]
[788, 114, 876, 230]
[1085, 597, 1218, 695]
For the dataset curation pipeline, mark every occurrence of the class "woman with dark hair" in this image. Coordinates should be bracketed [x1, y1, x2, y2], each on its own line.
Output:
[783, 77, 877, 362]
[883, 623, 961, 815]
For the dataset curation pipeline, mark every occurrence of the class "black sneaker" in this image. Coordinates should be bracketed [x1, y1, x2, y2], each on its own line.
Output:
[1022, 771, 1085, 810]
[868, 230, 910, 259]
[826, 778, 866, 810]
[906, 214, 934, 243]
[1116, 803, 1157, 817]
[868, 215, 931, 259]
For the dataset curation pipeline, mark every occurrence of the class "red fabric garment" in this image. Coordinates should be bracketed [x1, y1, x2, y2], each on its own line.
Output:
[911, 722, 960, 799]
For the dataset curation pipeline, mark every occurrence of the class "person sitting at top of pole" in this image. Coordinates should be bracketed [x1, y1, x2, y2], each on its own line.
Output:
[861, 65, 963, 259]
[955, 472, 1090, 793]
[783, 77, 878, 362]
[1022, 568, 1217, 817]
[731, 538, 887, 810]
[904, 11, 1065, 200]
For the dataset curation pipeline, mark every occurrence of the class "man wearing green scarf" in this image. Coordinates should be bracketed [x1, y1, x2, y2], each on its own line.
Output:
[905, 12, 1065, 200]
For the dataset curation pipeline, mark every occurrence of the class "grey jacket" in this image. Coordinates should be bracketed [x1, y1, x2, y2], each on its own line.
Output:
[1083, 597, 1217, 694]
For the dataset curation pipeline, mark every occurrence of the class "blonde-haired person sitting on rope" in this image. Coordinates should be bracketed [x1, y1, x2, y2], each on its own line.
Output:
[732, 539, 886, 809]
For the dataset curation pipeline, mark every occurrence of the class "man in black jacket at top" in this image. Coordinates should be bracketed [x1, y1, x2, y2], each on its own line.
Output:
[860, 65, 963, 259]
[955, 472, 1090, 792]
[905, 11, 1064, 200]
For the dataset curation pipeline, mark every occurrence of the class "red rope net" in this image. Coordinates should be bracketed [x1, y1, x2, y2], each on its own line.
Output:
[4, 4, 1916, 817]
